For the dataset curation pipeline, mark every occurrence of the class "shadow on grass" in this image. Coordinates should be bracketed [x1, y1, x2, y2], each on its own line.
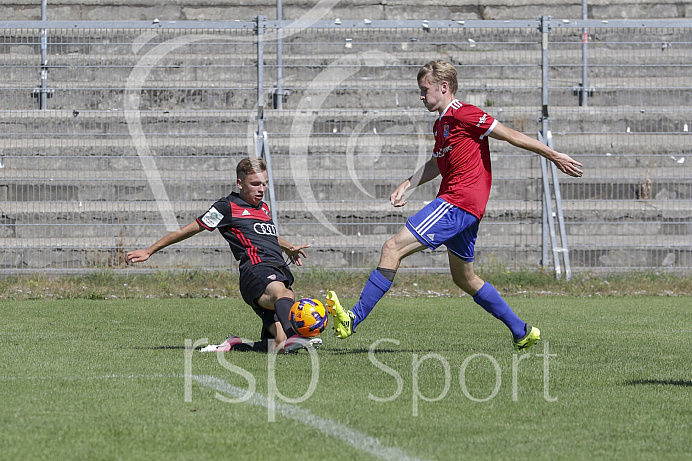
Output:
[623, 379, 692, 387]
[136, 346, 453, 354]
[322, 347, 450, 355]
[136, 345, 188, 350]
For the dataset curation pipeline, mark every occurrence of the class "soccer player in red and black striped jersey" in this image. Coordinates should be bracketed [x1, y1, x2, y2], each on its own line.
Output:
[326, 60, 583, 351]
[126, 157, 313, 353]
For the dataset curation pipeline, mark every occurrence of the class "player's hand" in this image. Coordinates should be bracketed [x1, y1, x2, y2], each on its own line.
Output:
[125, 249, 150, 264]
[285, 244, 309, 266]
[553, 153, 583, 178]
[390, 181, 410, 207]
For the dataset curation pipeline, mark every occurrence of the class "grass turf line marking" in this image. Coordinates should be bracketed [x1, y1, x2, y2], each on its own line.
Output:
[192, 374, 429, 461]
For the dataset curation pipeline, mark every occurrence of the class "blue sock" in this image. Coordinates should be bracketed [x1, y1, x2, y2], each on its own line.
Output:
[472, 282, 526, 339]
[351, 269, 393, 330]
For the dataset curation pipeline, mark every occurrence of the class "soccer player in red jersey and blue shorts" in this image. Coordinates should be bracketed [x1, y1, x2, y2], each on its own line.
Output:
[327, 60, 584, 351]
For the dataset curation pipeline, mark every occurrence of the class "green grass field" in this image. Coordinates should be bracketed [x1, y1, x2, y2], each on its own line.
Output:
[2, 295, 691, 460]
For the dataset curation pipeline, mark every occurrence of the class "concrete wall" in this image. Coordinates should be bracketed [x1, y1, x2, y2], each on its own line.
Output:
[2, 0, 690, 22]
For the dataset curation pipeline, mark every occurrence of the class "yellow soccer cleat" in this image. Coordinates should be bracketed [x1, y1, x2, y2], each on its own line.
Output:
[513, 325, 541, 351]
[325, 290, 355, 339]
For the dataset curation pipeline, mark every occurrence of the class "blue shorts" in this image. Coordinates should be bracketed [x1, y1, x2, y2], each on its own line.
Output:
[406, 198, 480, 262]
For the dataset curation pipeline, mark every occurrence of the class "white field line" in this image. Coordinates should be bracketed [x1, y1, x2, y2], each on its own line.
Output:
[1, 372, 429, 461]
[192, 374, 429, 461]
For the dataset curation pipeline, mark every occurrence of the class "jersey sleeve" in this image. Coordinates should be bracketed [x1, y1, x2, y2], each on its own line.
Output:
[196, 199, 232, 231]
[456, 105, 497, 140]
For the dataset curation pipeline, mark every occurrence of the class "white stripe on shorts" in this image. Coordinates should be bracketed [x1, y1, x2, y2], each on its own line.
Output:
[414, 200, 453, 237]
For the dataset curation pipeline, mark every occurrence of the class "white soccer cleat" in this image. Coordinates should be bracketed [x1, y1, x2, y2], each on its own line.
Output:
[284, 336, 322, 354]
[200, 336, 242, 353]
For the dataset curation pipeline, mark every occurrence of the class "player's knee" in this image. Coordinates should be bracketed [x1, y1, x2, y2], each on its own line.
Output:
[451, 272, 475, 294]
[452, 276, 470, 293]
[381, 238, 401, 258]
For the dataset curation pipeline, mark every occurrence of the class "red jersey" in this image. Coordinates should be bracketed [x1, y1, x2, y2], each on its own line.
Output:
[432, 99, 497, 220]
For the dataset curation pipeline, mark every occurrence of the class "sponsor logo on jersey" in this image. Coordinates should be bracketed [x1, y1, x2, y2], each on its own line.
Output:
[201, 206, 223, 228]
[242, 209, 251, 216]
[253, 223, 277, 235]
[427, 233, 435, 241]
[443, 124, 450, 138]
[433, 144, 453, 158]
[476, 114, 488, 127]
[267, 274, 277, 280]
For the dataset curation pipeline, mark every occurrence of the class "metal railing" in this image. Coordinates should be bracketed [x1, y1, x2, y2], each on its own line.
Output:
[0, 18, 691, 274]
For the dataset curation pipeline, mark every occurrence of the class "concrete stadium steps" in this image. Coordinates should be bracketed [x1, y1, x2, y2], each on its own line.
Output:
[2, 200, 690, 240]
[2, 230, 690, 271]
[2, 159, 690, 201]
[2, 80, 688, 110]
[14, 104, 669, 126]
[1, 39, 690, 110]
[3, 232, 690, 251]
[3, 42, 687, 71]
[0, 241, 518, 271]
[2, 137, 690, 202]
[1, 27, 690, 271]
[2, 132, 689, 163]
[2, 106, 689, 140]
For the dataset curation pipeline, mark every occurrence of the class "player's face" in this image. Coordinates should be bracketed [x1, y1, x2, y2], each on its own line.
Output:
[418, 75, 447, 114]
[237, 170, 269, 206]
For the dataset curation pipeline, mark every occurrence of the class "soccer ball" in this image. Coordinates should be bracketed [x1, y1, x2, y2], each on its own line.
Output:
[289, 298, 329, 337]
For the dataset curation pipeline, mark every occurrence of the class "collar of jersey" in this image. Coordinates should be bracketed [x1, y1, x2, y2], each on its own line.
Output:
[438, 99, 461, 120]
[231, 191, 263, 209]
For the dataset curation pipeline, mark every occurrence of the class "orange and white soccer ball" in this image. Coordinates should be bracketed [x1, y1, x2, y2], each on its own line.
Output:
[289, 298, 329, 337]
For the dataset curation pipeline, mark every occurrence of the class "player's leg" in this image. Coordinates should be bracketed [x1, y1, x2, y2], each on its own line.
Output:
[259, 314, 322, 353]
[240, 264, 297, 337]
[356, 225, 426, 320]
[447, 247, 526, 338]
[328, 201, 446, 338]
[256, 279, 298, 343]
[447, 253, 540, 350]
[441, 207, 540, 349]
[238, 265, 298, 346]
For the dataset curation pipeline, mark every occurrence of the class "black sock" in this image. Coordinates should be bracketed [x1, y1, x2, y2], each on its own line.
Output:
[274, 297, 297, 336]
[376, 267, 397, 283]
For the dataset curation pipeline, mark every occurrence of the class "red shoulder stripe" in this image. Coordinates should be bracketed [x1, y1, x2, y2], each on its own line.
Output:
[230, 202, 271, 221]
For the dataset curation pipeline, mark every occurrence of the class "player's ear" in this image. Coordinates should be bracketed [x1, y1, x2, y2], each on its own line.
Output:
[237, 177, 243, 190]
[440, 80, 449, 94]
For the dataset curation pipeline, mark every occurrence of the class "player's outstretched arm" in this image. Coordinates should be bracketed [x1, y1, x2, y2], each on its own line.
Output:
[126, 221, 204, 264]
[489, 122, 583, 178]
[277, 237, 309, 266]
[390, 156, 441, 207]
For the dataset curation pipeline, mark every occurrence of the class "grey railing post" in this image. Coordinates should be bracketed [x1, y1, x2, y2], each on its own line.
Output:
[539, 15, 571, 280]
[539, 15, 553, 275]
[255, 15, 266, 157]
[580, 0, 589, 106]
[39, 0, 48, 109]
[254, 16, 280, 234]
[275, 0, 284, 110]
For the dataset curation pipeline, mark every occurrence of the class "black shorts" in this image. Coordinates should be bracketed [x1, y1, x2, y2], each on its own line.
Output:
[239, 263, 295, 339]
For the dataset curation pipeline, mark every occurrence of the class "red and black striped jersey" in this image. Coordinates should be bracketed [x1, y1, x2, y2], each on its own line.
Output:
[196, 192, 285, 270]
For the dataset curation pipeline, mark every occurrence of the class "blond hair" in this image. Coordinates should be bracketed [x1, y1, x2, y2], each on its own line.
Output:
[236, 157, 267, 180]
[417, 60, 458, 94]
